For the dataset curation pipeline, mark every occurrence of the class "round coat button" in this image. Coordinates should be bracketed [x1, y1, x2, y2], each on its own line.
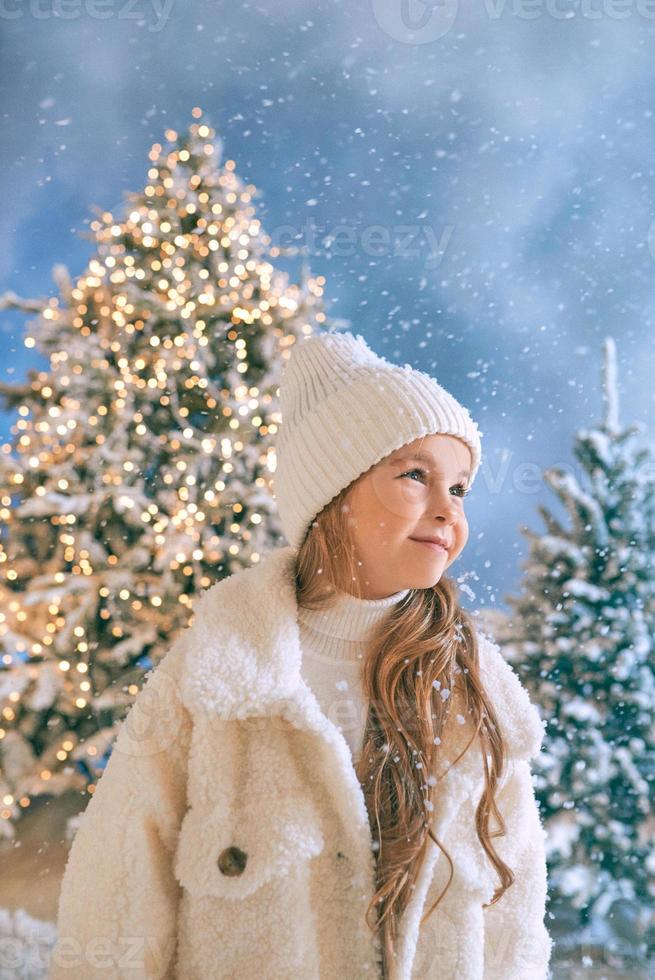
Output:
[217, 845, 248, 876]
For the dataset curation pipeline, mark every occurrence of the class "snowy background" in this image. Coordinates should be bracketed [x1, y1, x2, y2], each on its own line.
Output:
[2, 1, 655, 615]
[1, 2, 655, 976]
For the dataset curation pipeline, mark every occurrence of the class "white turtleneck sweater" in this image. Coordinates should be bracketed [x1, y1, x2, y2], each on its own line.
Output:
[297, 585, 410, 765]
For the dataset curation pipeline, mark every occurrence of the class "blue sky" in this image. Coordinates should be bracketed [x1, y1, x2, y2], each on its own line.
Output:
[2, 0, 654, 614]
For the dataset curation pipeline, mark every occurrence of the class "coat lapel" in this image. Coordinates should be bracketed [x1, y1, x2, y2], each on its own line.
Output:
[178, 545, 382, 922]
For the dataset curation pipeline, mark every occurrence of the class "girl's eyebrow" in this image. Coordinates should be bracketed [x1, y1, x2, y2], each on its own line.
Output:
[390, 452, 471, 480]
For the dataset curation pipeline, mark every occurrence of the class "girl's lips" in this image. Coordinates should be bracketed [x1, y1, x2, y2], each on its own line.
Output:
[410, 538, 448, 553]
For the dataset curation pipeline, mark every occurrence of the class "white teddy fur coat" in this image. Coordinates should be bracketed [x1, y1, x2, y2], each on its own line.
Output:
[50, 544, 553, 980]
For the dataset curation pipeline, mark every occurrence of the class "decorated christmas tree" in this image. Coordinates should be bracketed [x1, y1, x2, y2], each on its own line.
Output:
[0, 108, 331, 838]
[499, 337, 655, 957]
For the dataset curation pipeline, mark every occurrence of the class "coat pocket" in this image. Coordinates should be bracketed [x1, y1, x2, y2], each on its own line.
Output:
[173, 792, 326, 901]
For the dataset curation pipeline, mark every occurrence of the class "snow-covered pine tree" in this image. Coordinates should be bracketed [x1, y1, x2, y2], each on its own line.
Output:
[499, 337, 655, 959]
[0, 107, 331, 838]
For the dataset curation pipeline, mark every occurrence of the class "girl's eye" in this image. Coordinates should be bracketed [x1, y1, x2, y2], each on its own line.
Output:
[400, 468, 427, 484]
[399, 469, 471, 497]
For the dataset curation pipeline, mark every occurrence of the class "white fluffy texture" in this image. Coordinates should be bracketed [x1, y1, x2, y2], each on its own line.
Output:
[50, 546, 552, 979]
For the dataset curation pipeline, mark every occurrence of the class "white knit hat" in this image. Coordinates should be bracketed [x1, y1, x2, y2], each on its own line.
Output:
[273, 330, 483, 552]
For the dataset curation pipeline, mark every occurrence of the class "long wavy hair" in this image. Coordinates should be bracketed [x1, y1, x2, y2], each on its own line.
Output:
[293, 476, 515, 975]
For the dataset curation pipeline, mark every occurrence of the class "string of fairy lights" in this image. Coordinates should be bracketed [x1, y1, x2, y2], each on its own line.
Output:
[0, 107, 326, 822]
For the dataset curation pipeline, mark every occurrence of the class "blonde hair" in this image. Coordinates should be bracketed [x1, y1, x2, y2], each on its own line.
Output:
[294, 479, 515, 975]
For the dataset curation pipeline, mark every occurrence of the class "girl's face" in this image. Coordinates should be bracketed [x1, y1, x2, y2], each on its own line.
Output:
[345, 433, 473, 599]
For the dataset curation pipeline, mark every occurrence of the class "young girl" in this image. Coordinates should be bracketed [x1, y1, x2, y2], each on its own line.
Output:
[51, 331, 552, 980]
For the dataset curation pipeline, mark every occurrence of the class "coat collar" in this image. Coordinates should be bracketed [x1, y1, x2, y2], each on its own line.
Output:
[179, 544, 308, 718]
[179, 543, 545, 762]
